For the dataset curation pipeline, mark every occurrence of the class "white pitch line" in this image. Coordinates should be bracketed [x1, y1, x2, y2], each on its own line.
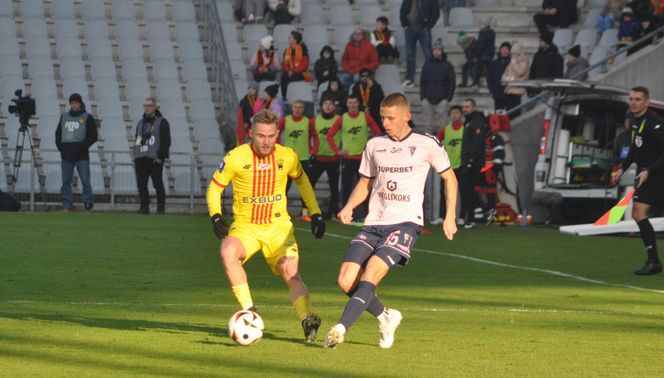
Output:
[298, 228, 664, 296]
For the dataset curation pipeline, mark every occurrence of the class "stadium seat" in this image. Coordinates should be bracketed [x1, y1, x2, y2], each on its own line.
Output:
[100, 116, 128, 138]
[223, 40, 244, 62]
[273, 24, 296, 54]
[146, 21, 172, 42]
[1, 75, 24, 101]
[143, 0, 168, 22]
[22, 19, 48, 38]
[20, 0, 45, 19]
[553, 29, 574, 54]
[175, 21, 200, 42]
[189, 100, 216, 119]
[25, 36, 52, 58]
[598, 29, 619, 47]
[359, 6, 383, 29]
[51, 0, 76, 20]
[56, 37, 83, 59]
[86, 37, 113, 59]
[230, 60, 249, 82]
[110, 165, 137, 194]
[182, 60, 208, 81]
[54, 19, 79, 40]
[329, 5, 354, 26]
[588, 45, 609, 77]
[0, 17, 16, 37]
[62, 78, 90, 103]
[94, 78, 121, 99]
[286, 81, 314, 103]
[178, 40, 205, 62]
[382, 83, 404, 96]
[115, 20, 141, 41]
[59, 57, 86, 79]
[374, 64, 401, 86]
[35, 97, 62, 117]
[121, 58, 148, 80]
[258, 80, 281, 97]
[149, 40, 175, 61]
[118, 38, 145, 59]
[153, 60, 179, 81]
[0, 0, 13, 18]
[300, 3, 325, 25]
[186, 80, 212, 100]
[243, 24, 268, 48]
[582, 7, 603, 29]
[221, 22, 239, 42]
[97, 96, 123, 119]
[172, 1, 196, 23]
[27, 58, 55, 79]
[84, 19, 110, 39]
[90, 58, 117, 79]
[448, 7, 474, 28]
[83, 0, 107, 20]
[216, 2, 234, 22]
[30, 79, 58, 99]
[0, 36, 20, 57]
[111, 0, 136, 21]
[156, 79, 182, 100]
[474, 0, 498, 6]
[574, 28, 599, 58]
[198, 137, 224, 156]
[334, 25, 356, 51]
[0, 55, 22, 77]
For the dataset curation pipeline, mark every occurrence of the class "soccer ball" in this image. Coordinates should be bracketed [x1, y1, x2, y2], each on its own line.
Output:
[228, 310, 264, 346]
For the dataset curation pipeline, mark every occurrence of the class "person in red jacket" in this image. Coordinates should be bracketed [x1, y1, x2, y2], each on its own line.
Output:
[281, 30, 311, 100]
[340, 27, 379, 90]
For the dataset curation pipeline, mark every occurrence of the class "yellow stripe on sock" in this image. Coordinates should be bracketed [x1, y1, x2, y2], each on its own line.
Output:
[293, 295, 312, 320]
[231, 283, 254, 310]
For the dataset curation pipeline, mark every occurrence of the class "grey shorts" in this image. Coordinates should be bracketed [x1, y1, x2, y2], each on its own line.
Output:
[344, 222, 421, 268]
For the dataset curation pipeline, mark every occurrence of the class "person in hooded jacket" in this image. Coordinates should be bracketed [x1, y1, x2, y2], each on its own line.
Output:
[55, 93, 98, 212]
[314, 45, 338, 88]
[321, 77, 347, 115]
[419, 38, 455, 134]
[487, 41, 511, 110]
[529, 31, 564, 80]
[564, 44, 589, 80]
[133, 97, 171, 214]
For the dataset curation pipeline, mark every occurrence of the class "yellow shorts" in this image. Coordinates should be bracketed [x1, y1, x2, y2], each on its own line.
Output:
[229, 221, 299, 275]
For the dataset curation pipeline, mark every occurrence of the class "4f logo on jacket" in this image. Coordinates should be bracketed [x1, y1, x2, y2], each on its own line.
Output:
[348, 126, 362, 135]
[289, 130, 304, 138]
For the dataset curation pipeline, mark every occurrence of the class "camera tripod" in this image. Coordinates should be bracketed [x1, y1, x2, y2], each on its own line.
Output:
[10, 118, 46, 202]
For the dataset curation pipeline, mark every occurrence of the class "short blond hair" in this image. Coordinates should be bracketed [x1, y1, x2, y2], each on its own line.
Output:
[251, 109, 280, 129]
[381, 93, 410, 110]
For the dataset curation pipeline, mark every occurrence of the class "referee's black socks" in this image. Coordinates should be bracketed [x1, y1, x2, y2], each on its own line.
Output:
[637, 218, 660, 263]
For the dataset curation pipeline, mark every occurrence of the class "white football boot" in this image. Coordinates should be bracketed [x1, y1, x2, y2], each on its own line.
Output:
[379, 309, 402, 349]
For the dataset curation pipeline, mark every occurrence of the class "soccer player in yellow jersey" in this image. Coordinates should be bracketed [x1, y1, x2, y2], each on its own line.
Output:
[206, 109, 327, 342]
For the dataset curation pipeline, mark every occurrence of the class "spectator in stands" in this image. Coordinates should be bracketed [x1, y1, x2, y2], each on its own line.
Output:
[533, 0, 578, 35]
[281, 31, 311, 100]
[236, 82, 258, 146]
[487, 42, 511, 111]
[327, 95, 382, 222]
[351, 68, 385, 132]
[268, 0, 301, 25]
[400, 0, 440, 88]
[314, 45, 338, 88]
[630, 14, 659, 54]
[458, 31, 477, 87]
[253, 83, 284, 117]
[467, 17, 496, 88]
[250, 36, 280, 82]
[501, 43, 529, 118]
[340, 27, 380, 89]
[618, 7, 642, 46]
[309, 97, 342, 219]
[564, 45, 589, 80]
[132, 97, 171, 215]
[420, 38, 456, 134]
[371, 16, 399, 63]
[626, 0, 654, 21]
[243, 0, 266, 23]
[598, 1, 623, 33]
[529, 32, 564, 80]
[321, 77, 347, 115]
[55, 93, 98, 212]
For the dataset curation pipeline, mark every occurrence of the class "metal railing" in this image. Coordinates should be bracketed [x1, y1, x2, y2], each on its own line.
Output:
[506, 25, 664, 117]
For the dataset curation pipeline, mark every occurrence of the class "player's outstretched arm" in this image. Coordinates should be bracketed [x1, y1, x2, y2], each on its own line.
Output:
[440, 169, 458, 240]
[338, 176, 373, 224]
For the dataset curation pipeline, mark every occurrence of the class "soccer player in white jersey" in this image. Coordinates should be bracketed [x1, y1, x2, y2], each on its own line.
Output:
[325, 93, 458, 349]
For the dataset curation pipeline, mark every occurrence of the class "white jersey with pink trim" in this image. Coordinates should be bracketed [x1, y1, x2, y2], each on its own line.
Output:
[359, 131, 451, 226]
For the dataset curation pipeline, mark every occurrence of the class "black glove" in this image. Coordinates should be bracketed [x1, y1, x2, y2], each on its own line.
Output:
[211, 213, 229, 239]
[310, 213, 325, 239]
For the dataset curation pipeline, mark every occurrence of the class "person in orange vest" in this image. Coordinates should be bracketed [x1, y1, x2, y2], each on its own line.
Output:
[327, 95, 382, 223]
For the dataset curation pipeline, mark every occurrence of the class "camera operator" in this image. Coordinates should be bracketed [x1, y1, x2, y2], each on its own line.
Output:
[133, 97, 171, 214]
[55, 93, 98, 212]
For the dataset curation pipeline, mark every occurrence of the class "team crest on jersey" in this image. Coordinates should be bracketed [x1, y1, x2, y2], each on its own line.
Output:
[409, 146, 417, 156]
[635, 135, 643, 147]
[277, 159, 284, 170]
[258, 163, 271, 170]
[387, 180, 397, 191]
[217, 161, 225, 173]
[79, 118, 85, 124]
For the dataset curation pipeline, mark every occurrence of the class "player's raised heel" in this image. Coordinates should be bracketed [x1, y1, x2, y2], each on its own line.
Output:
[379, 309, 402, 349]
[302, 313, 321, 342]
[324, 326, 344, 349]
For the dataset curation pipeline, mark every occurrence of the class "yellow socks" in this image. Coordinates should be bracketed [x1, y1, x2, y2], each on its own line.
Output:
[293, 295, 312, 320]
[231, 283, 254, 310]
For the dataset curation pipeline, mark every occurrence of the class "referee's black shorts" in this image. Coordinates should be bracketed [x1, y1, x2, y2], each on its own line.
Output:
[633, 170, 664, 206]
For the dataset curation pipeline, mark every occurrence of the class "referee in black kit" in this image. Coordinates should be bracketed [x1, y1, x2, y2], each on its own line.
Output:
[611, 87, 664, 275]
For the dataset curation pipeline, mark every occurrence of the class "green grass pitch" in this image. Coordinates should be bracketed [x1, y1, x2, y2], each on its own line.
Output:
[1, 212, 664, 376]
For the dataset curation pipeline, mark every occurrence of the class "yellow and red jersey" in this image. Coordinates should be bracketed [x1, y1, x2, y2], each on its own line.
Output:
[206, 143, 321, 224]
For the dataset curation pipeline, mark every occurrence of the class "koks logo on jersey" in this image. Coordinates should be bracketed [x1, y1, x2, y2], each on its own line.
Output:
[387, 180, 397, 191]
